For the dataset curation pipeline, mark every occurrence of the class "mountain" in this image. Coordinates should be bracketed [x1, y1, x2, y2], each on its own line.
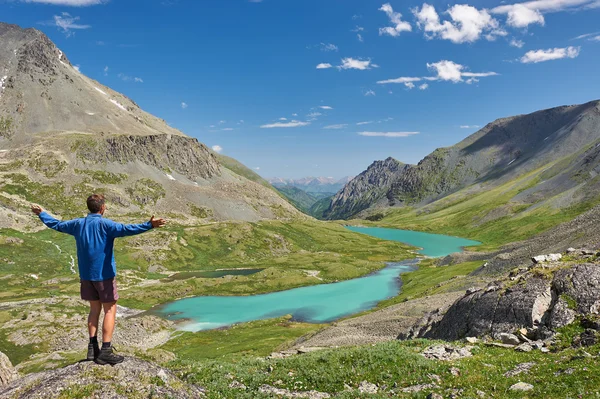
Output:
[0, 22, 300, 228]
[326, 100, 600, 220]
[268, 176, 353, 194]
[273, 186, 332, 218]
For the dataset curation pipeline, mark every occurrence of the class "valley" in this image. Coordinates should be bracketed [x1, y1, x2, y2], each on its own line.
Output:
[1, 18, 600, 399]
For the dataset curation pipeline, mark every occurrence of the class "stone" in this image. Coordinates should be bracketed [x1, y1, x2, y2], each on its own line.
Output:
[450, 367, 460, 376]
[259, 385, 331, 398]
[546, 253, 562, 262]
[0, 356, 204, 398]
[509, 382, 534, 391]
[532, 255, 547, 263]
[296, 347, 326, 354]
[466, 287, 480, 295]
[477, 389, 487, 398]
[0, 351, 17, 387]
[427, 394, 443, 399]
[578, 329, 598, 347]
[541, 347, 550, 353]
[487, 342, 516, 349]
[515, 343, 533, 352]
[358, 381, 378, 394]
[499, 333, 521, 346]
[422, 345, 472, 361]
[401, 383, 438, 393]
[566, 248, 577, 254]
[582, 249, 595, 255]
[465, 337, 478, 344]
[504, 362, 536, 377]
[229, 380, 247, 390]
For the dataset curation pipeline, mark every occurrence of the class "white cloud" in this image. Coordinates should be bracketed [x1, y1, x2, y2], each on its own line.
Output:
[323, 124, 348, 129]
[73, 64, 80, 72]
[338, 58, 378, 70]
[316, 63, 333, 69]
[358, 131, 420, 137]
[134, 77, 143, 83]
[260, 121, 310, 128]
[592, 35, 600, 41]
[222, 128, 234, 131]
[181, 102, 188, 109]
[520, 46, 580, 63]
[52, 12, 90, 36]
[219, 120, 226, 124]
[413, 4, 504, 44]
[24, 0, 106, 5]
[320, 43, 338, 52]
[357, 33, 364, 42]
[211, 145, 223, 153]
[492, 0, 599, 28]
[279, 117, 287, 121]
[510, 38, 525, 48]
[427, 60, 464, 82]
[319, 106, 333, 110]
[357, 121, 373, 125]
[460, 125, 480, 128]
[117, 73, 143, 83]
[254, 167, 260, 170]
[307, 112, 322, 120]
[364, 89, 376, 96]
[378, 60, 498, 86]
[103, 65, 109, 76]
[504, 4, 545, 27]
[379, 3, 412, 37]
[574, 31, 600, 39]
[292, 113, 298, 117]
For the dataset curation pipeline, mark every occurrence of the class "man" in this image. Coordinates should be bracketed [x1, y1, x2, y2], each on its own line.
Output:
[31, 194, 166, 365]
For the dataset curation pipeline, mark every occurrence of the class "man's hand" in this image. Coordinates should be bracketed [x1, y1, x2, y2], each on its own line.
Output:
[150, 215, 167, 228]
[31, 204, 43, 216]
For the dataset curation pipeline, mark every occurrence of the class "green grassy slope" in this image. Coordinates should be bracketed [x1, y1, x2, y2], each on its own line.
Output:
[215, 153, 276, 192]
[358, 163, 600, 251]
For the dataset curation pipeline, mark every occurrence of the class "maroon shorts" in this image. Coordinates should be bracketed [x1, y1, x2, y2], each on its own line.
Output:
[80, 278, 119, 303]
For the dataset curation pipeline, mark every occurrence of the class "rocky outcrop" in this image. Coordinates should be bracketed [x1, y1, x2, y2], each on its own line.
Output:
[74, 134, 220, 181]
[408, 255, 600, 341]
[0, 357, 204, 399]
[326, 100, 600, 220]
[0, 352, 17, 387]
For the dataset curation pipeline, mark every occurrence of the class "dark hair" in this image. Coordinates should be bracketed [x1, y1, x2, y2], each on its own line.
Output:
[87, 194, 105, 213]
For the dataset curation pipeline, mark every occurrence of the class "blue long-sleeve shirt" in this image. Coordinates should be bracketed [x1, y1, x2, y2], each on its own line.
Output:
[38, 212, 153, 281]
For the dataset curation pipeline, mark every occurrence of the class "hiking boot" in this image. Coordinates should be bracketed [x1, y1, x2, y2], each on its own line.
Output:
[94, 346, 124, 365]
[87, 342, 100, 361]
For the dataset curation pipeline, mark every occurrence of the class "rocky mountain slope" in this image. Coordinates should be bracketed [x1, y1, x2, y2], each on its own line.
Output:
[326, 100, 600, 220]
[0, 22, 299, 228]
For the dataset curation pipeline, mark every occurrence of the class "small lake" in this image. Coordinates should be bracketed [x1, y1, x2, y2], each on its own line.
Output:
[154, 227, 480, 332]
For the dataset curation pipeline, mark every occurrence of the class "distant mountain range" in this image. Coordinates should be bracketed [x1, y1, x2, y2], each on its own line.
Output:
[325, 99, 600, 220]
[268, 176, 353, 194]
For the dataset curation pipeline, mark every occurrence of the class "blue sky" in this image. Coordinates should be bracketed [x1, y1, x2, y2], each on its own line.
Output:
[2, 0, 599, 179]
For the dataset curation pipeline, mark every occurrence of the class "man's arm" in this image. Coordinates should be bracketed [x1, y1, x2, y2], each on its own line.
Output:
[31, 205, 79, 236]
[104, 215, 167, 238]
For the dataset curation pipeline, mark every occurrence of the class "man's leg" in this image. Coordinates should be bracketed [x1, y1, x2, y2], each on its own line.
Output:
[101, 301, 117, 344]
[88, 300, 102, 337]
[95, 300, 124, 365]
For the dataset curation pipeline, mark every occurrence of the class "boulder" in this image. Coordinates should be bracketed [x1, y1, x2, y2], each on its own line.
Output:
[0, 357, 204, 398]
[0, 352, 17, 387]
[510, 382, 534, 391]
[499, 333, 521, 346]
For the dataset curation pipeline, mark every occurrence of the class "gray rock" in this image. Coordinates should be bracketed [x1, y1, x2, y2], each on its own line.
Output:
[0, 352, 17, 387]
[259, 385, 331, 399]
[509, 382, 534, 391]
[515, 343, 533, 352]
[401, 383, 438, 393]
[358, 381, 378, 394]
[427, 394, 443, 399]
[504, 362, 536, 377]
[465, 336, 479, 344]
[0, 357, 204, 398]
[422, 345, 472, 361]
[532, 255, 548, 263]
[500, 333, 521, 346]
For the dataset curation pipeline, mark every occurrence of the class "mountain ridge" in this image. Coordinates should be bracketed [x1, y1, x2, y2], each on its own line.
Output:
[326, 99, 600, 220]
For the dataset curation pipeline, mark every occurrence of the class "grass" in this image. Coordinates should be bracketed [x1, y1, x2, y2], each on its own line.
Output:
[161, 317, 323, 361]
[360, 163, 600, 250]
[167, 337, 600, 398]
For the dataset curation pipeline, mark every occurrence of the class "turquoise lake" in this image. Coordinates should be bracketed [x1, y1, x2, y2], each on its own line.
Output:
[155, 227, 480, 332]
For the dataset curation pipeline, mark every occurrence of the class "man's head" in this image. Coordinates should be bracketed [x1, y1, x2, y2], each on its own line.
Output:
[87, 194, 106, 215]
